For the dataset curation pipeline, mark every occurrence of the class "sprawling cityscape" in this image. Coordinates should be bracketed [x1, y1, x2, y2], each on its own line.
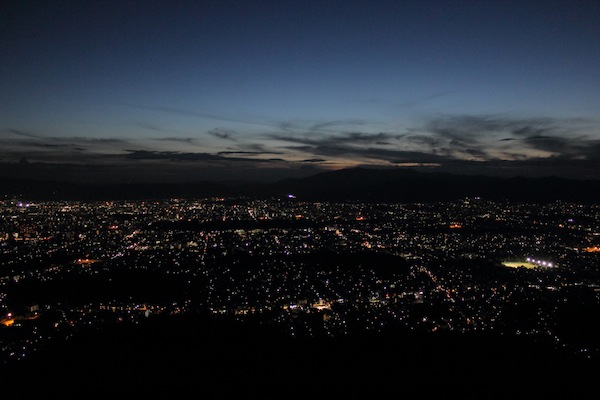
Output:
[2, 195, 600, 372]
[4, 1, 600, 396]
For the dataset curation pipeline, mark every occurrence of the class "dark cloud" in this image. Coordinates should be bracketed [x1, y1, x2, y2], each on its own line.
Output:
[283, 143, 451, 164]
[343, 132, 398, 143]
[464, 148, 487, 158]
[2, 114, 598, 181]
[77, 138, 127, 144]
[278, 118, 392, 138]
[268, 134, 317, 146]
[0, 133, 131, 164]
[128, 105, 275, 129]
[132, 122, 181, 135]
[270, 130, 454, 164]
[124, 150, 284, 164]
[302, 158, 326, 163]
[125, 150, 222, 162]
[243, 143, 278, 152]
[19, 142, 71, 149]
[511, 126, 552, 137]
[217, 150, 284, 156]
[4, 129, 39, 138]
[424, 115, 587, 140]
[152, 137, 196, 143]
[525, 135, 554, 140]
[523, 136, 600, 160]
[405, 135, 442, 146]
[419, 114, 597, 160]
[310, 119, 368, 132]
[268, 114, 599, 168]
[208, 128, 237, 141]
[269, 131, 400, 147]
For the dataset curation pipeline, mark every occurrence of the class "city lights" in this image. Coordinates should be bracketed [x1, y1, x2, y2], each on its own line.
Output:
[0, 197, 598, 367]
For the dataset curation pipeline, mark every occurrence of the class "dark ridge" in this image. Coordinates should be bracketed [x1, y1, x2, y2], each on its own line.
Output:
[0, 176, 234, 201]
[2, 167, 600, 202]
[268, 168, 600, 203]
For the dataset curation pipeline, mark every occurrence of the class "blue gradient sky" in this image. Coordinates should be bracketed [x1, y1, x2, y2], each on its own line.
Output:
[2, 0, 600, 182]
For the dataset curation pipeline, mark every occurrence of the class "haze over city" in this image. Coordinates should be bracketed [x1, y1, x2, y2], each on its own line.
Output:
[2, 0, 600, 182]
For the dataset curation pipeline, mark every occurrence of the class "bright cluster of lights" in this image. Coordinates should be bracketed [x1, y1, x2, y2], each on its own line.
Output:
[526, 257, 553, 267]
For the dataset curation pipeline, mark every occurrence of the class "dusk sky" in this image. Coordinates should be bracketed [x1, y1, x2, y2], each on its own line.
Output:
[2, 0, 600, 182]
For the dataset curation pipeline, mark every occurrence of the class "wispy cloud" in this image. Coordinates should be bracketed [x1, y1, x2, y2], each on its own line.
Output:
[310, 119, 369, 132]
[268, 131, 401, 147]
[4, 128, 40, 138]
[2, 113, 599, 180]
[0, 130, 133, 162]
[396, 90, 457, 108]
[265, 114, 599, 168]
[208, 128, 237, 141]
[131, 122, 183, 135]
[418, 114, 594, 160]
[522, 136, 600, 160]
[217, 150, 284, 156]
[124, 150, 221, 162]
[279, 143, 451, 164]
[126, 104, 276, 130]
[124, 150, 286, 164]
[302, 158, 327, 163]
[18, 142, 72, 149]
[152, 137, 197, 144]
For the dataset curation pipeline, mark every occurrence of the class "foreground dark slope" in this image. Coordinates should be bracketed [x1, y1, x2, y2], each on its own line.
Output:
[2, 312, 596, 398]
[3, 167, 600, 202]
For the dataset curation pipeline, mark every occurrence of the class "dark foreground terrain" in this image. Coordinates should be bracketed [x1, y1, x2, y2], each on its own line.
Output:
[2, 312, 596, 398]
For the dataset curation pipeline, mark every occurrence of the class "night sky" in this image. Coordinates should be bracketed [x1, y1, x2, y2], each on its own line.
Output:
[2, 0, 600, 182]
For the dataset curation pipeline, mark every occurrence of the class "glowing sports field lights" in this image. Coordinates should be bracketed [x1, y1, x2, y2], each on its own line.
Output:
[526, 257, 553, 267]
